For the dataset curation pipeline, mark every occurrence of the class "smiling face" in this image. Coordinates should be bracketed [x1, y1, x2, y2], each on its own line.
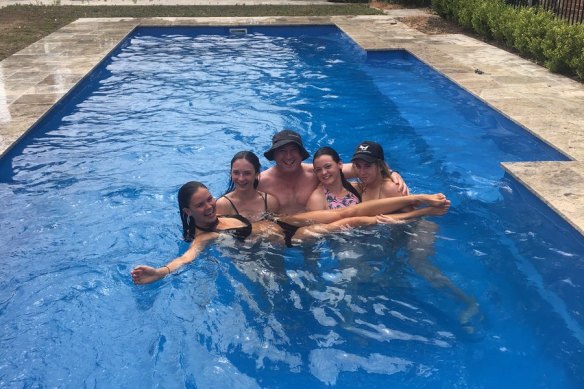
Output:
[313, 154, 342, 186]
[231, 158, 259, 192]
[273, 143, 302, 172]
[183, 187, 217, 225]
[352, 159, 381, 185]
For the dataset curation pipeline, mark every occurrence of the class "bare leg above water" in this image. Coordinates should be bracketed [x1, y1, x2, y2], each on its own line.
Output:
[282, 193, 449, 227]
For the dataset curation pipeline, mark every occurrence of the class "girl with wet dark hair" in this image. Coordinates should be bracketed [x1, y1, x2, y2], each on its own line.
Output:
[178, 181, 207, 242]
[216, 151, 280, 222]
[224, 151, 261, 192]
[130, 182, 450, 285]
[306, 146, 361, 211]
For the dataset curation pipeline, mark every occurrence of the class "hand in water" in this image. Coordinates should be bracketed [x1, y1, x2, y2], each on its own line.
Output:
[131, 265, 165, 285]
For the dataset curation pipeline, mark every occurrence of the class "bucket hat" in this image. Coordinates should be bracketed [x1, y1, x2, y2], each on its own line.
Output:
[264, 130, 310, 161]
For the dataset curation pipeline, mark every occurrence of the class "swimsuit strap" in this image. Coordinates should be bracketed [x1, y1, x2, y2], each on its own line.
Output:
[226, 214, 251, 225]
[196, 215, 252, 241]
[262, 192, 268, 212]
[221, 195, 240, 215]
[194, 218, 220, 233]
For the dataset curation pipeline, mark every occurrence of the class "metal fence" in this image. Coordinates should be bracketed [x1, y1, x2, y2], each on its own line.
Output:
[506, 0, 584, 24]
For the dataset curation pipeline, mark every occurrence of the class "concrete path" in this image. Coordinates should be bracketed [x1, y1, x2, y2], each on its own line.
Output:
[0, 8, 582, 234]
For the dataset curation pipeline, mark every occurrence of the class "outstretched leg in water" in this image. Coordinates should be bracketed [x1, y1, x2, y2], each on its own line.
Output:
[406, 220, 481, 331]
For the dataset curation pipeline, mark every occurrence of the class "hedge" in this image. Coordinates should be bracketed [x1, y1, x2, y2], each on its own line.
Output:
[431, 0, 584, 80]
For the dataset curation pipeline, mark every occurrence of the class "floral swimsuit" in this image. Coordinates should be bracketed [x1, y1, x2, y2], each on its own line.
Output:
[324, 188, 360, 209]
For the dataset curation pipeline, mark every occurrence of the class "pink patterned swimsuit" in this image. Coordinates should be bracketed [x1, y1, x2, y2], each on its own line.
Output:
[324, 188, 360, 209]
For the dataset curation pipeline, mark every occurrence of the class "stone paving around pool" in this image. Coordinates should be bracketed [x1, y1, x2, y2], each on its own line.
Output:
[0, 10, 582, 235]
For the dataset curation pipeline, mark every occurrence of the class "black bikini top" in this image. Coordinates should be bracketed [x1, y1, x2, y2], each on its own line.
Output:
[220, 192, 269, 220]
[195, 214, 252, 242]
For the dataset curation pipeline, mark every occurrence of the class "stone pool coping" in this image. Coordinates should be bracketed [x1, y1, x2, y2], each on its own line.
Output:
[0, 14, 582, 234]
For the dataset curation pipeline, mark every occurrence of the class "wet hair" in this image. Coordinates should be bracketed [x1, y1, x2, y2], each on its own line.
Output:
[178, 181, 208, 242]
[376, 159, 393, 179]
[224, 151, 261, 195]
[313, 146, 361, 201]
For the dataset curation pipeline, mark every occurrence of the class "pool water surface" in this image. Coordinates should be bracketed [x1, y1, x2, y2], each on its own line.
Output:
[0, 26, 583, 388]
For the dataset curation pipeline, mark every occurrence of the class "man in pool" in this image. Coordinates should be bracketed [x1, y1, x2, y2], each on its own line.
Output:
[258, 130, 408, 214]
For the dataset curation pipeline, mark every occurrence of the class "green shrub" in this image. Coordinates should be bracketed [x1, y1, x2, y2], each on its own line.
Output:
[488, 1, 518, 46]
[570, 48, 584, 80]
[433, 0, 455, 21]
[543, 22, 584, 78]
[431, 0, 583, 81]
[513, 7, 556, 62]
[448, 0, 465, 22]
[455, 0, 477, 30]
[471, 0, 494, 38]
[567, 24, 584, 80]
[431, 0, 454, 19]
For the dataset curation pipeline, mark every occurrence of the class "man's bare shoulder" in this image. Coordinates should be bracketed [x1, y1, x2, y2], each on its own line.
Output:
[261, 166, 277, 179]
[301, 162, 314, 173]
[260, 167, 284, 190]
[302, 163, 319, 184]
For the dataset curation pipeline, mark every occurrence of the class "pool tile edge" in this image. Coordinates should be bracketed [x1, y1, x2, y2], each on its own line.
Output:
[502, 161, 584, 235]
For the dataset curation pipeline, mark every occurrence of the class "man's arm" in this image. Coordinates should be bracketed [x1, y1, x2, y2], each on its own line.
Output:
[305, 185, 326, 211]
[257, 167, 275, 194]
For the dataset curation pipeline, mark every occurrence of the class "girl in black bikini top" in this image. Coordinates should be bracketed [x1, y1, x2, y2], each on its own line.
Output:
[216, 151, 279, 222]
[219, 192, 269, 219]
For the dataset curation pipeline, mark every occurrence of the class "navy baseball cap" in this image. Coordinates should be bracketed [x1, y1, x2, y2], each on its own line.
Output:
[351, 141, 385, 163]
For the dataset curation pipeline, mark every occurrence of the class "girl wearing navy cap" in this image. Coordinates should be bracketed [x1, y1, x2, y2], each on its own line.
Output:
[351, 140, 410, 203]
[351, 141, 480, 327]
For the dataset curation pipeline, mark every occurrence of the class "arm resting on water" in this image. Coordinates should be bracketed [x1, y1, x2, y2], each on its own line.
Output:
[131, 233, 216, 285]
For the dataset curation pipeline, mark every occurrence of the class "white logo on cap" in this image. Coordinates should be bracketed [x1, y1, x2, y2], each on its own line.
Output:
[358, 144, 370, 152]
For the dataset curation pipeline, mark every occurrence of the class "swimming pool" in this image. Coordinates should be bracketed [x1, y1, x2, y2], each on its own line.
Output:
[0, 25, 583, 387]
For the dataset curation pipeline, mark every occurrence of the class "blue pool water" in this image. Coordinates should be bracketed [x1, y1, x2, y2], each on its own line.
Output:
[1, 25, 583, 388]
